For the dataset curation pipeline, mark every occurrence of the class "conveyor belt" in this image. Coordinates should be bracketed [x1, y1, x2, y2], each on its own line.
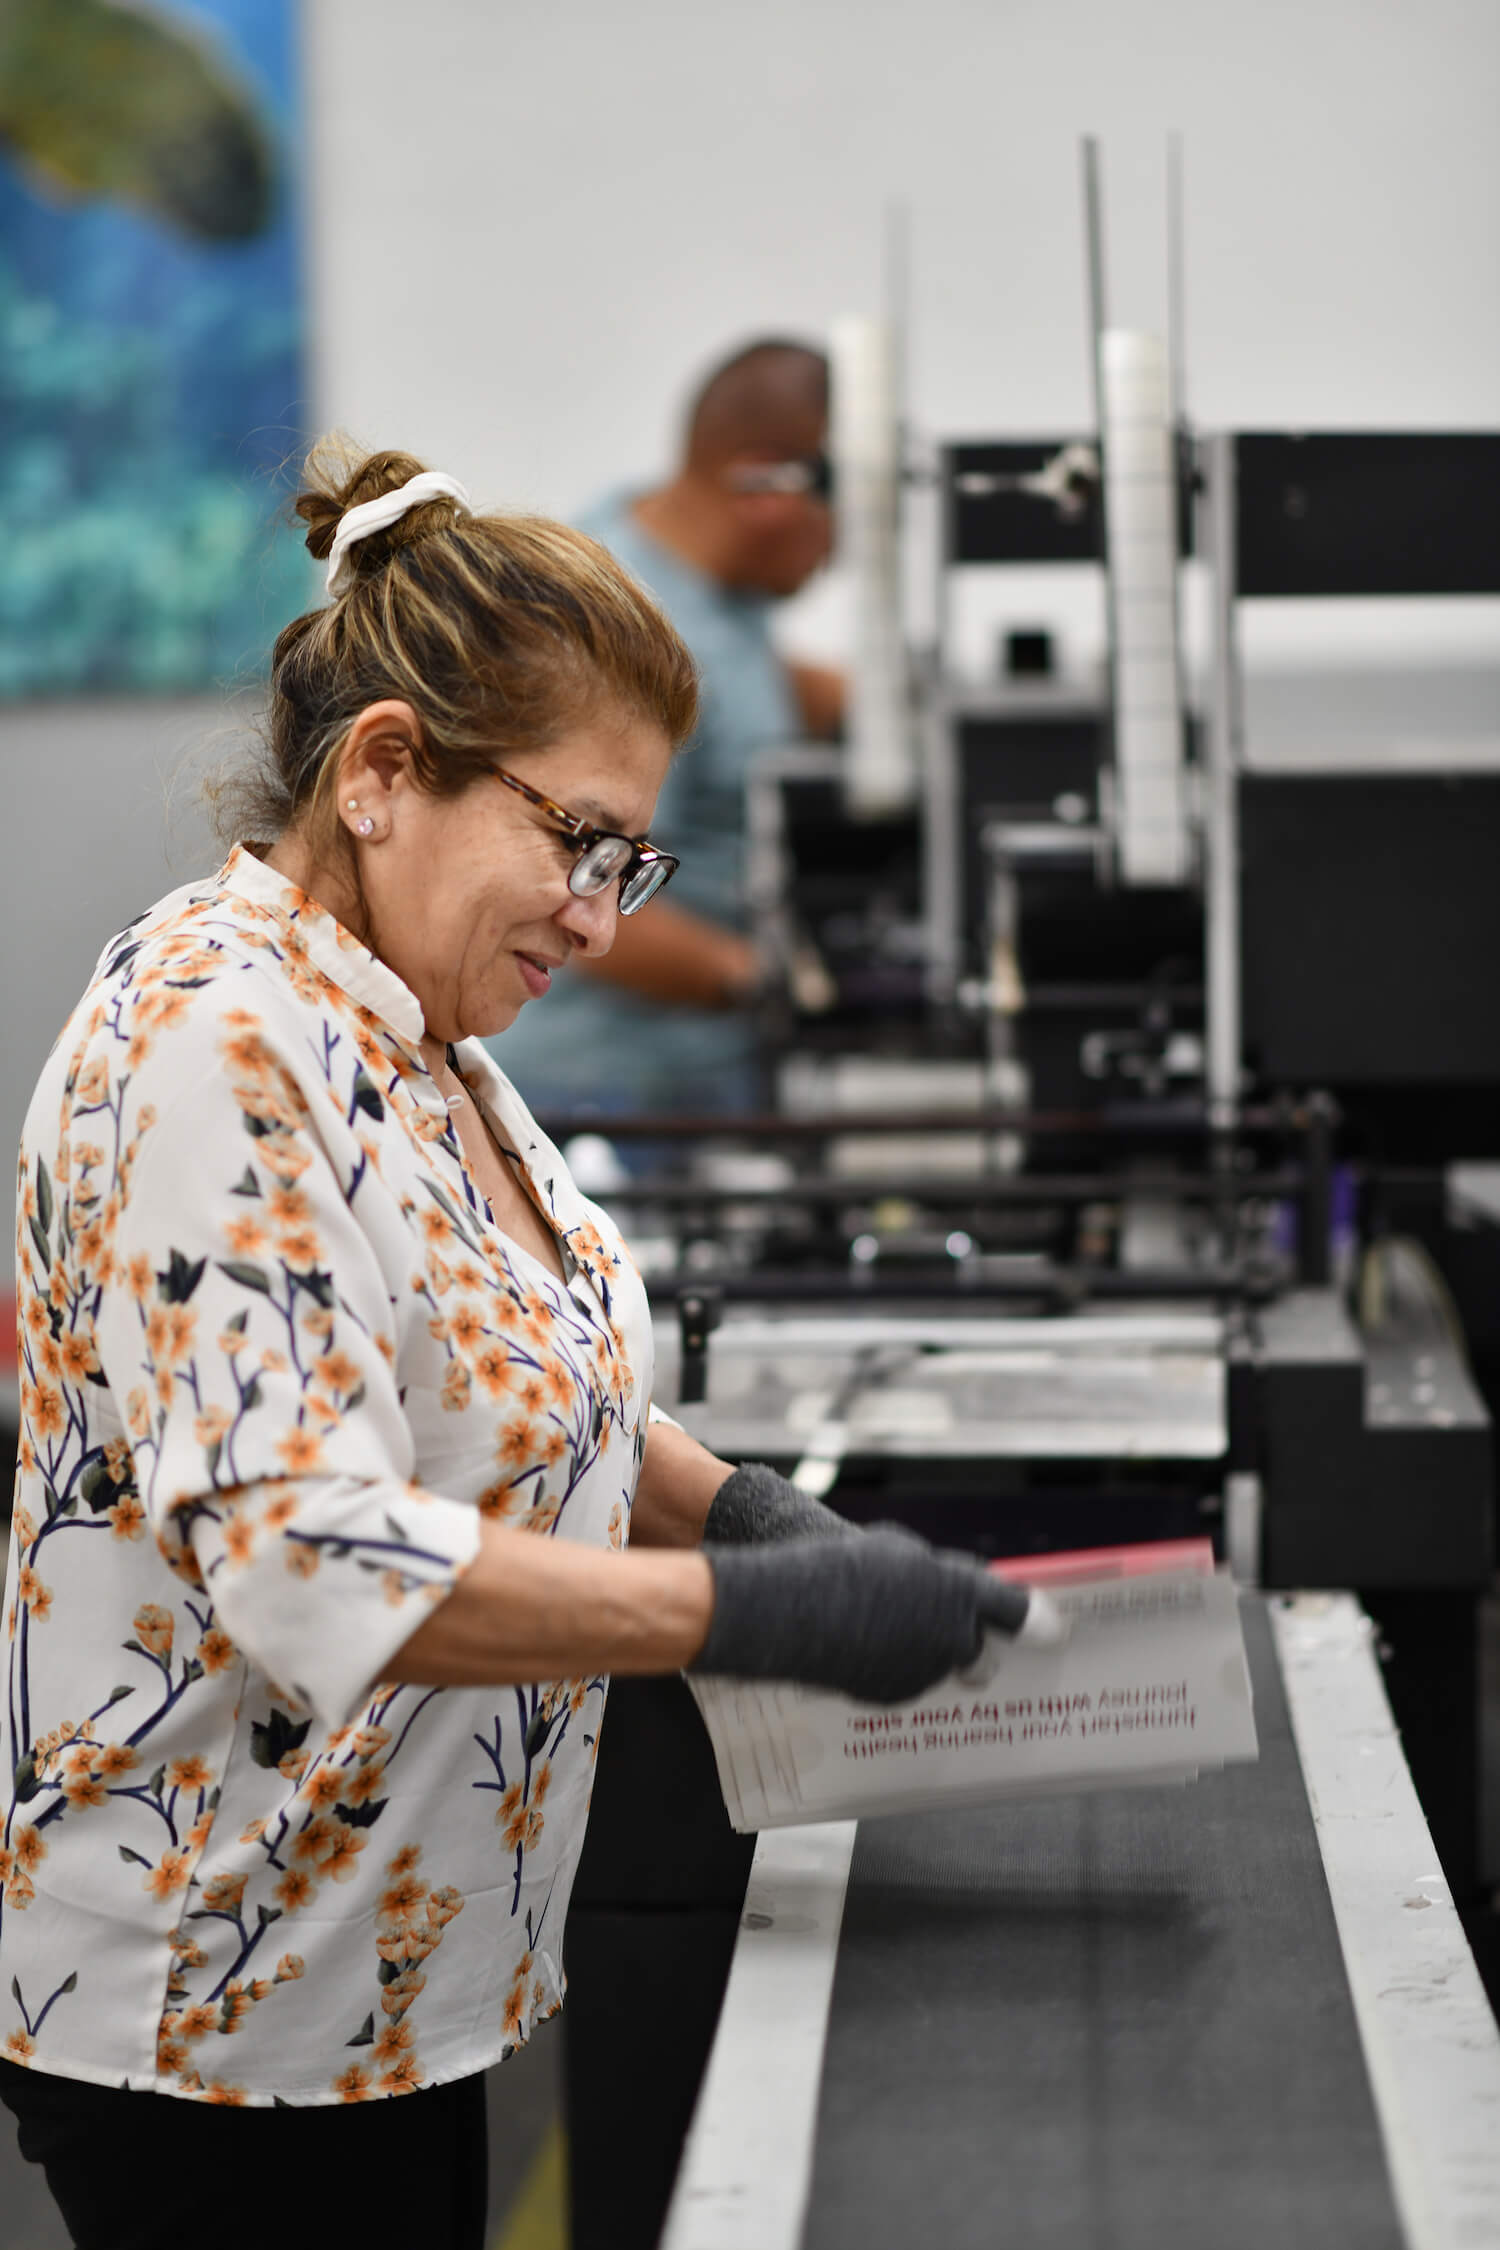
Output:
[664, 1596, 1500, 2250]
[803, 1599, 1398, 2249]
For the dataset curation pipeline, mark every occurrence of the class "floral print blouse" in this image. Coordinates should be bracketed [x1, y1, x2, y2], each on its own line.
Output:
[0, 846, 653, 2105]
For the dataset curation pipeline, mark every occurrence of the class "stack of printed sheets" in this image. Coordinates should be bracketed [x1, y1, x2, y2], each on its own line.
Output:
[687, 1540, 1259, 1833]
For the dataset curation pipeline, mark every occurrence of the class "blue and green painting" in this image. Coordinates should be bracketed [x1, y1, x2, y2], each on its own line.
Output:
[0, 0, 312, 696]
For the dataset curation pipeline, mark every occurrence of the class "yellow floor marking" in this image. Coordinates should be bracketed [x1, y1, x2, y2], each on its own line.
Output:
[491, 2118, 568, 2250]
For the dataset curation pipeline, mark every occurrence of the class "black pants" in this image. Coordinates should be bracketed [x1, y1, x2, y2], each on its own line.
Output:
[0, 2056, 489, 2249]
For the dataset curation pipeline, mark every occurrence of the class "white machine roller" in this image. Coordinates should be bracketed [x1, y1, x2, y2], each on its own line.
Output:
[827, 144, 1193, 889]
[1098, 327, 1190, 884]
[828, 314, 915, 818]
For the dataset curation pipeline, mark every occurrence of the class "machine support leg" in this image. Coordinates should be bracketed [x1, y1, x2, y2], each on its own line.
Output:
[1300, 1094, 1336, 1289]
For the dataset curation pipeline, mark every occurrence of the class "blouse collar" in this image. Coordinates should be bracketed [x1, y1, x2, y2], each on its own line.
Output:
[217, 844, 428, 1050]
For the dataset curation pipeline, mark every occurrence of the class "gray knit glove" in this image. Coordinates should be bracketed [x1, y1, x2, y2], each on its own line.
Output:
[690, 1523, 1035, 1705]
[703, 1460, 854, 1546]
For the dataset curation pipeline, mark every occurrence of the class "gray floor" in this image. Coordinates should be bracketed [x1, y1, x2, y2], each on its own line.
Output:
[3, 2108, 68, 2250]
[0, 2025, 563, 2249]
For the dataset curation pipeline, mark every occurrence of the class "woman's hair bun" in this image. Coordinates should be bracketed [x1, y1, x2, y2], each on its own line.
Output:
[216, 425, 699, 862]
[294, 436, 431, 565]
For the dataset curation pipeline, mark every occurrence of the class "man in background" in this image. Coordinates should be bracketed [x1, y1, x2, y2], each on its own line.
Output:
[490, 336, 843, 1115]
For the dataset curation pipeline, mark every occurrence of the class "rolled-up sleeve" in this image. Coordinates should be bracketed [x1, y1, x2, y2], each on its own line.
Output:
[93, 1032, 480, 1731]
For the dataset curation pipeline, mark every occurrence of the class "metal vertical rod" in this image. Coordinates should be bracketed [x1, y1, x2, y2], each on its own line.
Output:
[676, 1287, 721, 1407]
[1166, 131, 1187, 428]
[1080, 136, 1118, 869]
[1081, 136, 1109, 401]
[1204, 430, 1242, 1134]
[883, 199, 910, 423]
[980, 829, 1024, 1174]
[983, 831, 1020, 1073]
[1299, 1095, 1335, 1288]
[1166, 130, 1192, 572]
[922, 209, 958, 1009]
[883, 197, 911, 660]
[884, 198, 949, 1000]
[921, 675, 960, 1009]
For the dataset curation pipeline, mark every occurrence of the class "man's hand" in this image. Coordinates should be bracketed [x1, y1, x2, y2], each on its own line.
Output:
[573, 897, 761, 1009]
[787, 659, 845, 741]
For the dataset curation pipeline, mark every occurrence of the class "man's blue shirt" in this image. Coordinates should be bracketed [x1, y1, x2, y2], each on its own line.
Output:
[486, 491, 799, 1112]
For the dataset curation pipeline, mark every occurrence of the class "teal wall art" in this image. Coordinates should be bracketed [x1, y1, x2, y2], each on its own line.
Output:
[0, 0, 310, 696]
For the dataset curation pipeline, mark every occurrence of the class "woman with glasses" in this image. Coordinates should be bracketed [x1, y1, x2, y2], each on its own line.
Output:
[0, 440, 1035, 2249]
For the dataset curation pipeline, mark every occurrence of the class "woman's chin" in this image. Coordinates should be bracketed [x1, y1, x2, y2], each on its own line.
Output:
[475, 998, 523, 1041]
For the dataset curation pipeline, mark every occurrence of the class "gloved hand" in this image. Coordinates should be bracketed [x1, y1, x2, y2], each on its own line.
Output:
[703, 1460, 854, 1547]
[690, 1522, 1062, 1705]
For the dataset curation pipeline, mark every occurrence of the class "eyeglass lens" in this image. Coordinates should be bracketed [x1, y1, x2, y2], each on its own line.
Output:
[618, 861, 671, 914]
[569, 835, 633, 895]
[566, 832, 673, 916]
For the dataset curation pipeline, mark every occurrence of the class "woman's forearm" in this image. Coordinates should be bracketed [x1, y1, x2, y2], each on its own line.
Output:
[385, 1422, 730, 1689]
[628, 1416, 733, 1548]
[385, 1521, 714, 1689]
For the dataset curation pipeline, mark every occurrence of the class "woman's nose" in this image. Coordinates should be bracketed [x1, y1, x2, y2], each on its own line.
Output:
[556, 883, 619, 956]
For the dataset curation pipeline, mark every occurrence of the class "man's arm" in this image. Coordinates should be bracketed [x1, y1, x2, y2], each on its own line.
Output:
[573, 896, 759, 1008]
[786, 659, 845, 741]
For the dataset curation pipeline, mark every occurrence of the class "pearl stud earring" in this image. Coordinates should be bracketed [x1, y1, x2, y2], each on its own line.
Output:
[346, 798, 358, 811]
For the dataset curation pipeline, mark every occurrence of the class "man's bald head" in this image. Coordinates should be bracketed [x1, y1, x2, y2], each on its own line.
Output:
[683, 339, 829, 472]
[633, 337, 834, 597]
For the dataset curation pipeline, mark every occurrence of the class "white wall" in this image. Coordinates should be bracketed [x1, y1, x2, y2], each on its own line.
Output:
[0, 700, 228, 1166]
[305, 0, 1500, 496]
[3, 0, 1498, 1152]
[301, 0, 1500, 673]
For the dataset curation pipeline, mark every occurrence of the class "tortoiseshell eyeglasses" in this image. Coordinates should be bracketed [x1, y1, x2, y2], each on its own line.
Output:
[493, 767, 679, 917]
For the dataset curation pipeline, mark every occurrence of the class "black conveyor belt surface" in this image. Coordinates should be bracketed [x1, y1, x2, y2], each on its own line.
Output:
[802, 1599, 1405, 2249]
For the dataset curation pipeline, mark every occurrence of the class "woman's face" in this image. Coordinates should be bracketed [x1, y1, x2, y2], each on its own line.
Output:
[345, 704, 675, 1044]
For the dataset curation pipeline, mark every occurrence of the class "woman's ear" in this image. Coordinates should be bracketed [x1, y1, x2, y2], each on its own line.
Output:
[337, 701, 425, 817]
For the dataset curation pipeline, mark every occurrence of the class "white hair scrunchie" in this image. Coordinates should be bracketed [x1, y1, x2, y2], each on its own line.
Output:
[325, 470, 473, 598]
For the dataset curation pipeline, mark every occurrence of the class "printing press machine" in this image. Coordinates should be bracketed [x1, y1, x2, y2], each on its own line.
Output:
[552, 183, 1500, 2245]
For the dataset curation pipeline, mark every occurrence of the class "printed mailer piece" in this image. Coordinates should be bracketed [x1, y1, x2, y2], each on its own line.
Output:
[688, 1563, 1258, 1834]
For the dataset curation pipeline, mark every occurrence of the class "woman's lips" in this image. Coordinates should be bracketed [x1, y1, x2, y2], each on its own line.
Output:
[517, 953, 554, 998]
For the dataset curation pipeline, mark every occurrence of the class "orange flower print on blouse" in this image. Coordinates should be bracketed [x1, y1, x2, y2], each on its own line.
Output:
[1, 847, 650, 2104]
